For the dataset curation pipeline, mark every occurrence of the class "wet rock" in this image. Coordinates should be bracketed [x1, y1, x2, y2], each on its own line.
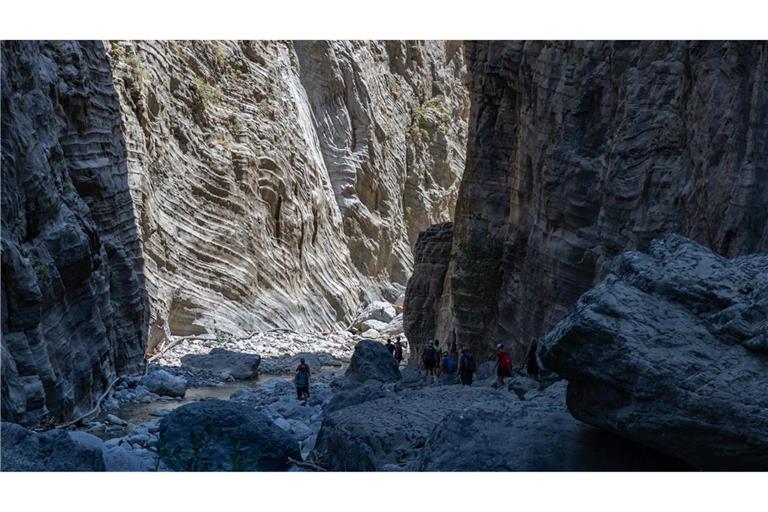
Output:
[1, 422, 105, 471]
[180, 348, 261, 380]
[540, 235, 768, 470]
[141, 370, 187, 398]
[158, 400, 300, 471]
[345, 340, 401, 384]
[417, 382, 689, 471]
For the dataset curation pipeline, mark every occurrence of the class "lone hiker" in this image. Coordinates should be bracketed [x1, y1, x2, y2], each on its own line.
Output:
[394, 337, 406, 366]
[458, 348, 476, 386]
[386, 338, 396, 357]
[495, 344, 512, 386]
[295, 358, 311, 401]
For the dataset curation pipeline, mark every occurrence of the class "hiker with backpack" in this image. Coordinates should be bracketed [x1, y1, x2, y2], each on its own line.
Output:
[422, 341, 437, 377]
[458, 348, 476, 386]
[442, 351, 457, 376]
[294, 358, 311, 401]
[386, 338, 396, 357]
[495, 344, 512, 386]
[433, 339, 443, 377]
[394, 337, 406, 366]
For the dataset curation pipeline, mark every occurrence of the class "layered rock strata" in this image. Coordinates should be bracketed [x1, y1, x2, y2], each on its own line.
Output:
[1, 41, 148, 425]
[407, 41, 768, 360]
[108, 40, 469, 348]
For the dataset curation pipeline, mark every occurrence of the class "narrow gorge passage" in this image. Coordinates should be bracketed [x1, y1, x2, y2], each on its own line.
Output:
[2, 40, 767, 473]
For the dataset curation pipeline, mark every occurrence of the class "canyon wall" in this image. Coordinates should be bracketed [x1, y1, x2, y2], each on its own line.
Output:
[1, 41, 148, 425]
[108, 40, 469, 349]
[406, 41, 768, 361]
[1, 40, 469, 423]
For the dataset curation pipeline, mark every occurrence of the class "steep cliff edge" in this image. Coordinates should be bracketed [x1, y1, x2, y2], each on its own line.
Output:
[108, 40, 468, 348]
[1, 41, 148, 425]
[407, 41, 768, 360]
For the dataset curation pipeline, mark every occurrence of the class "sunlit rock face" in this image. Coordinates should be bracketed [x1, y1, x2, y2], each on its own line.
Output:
[109, 40, 469, 349]
[1, 41, 148, 425]
[414, 41, 768, 360]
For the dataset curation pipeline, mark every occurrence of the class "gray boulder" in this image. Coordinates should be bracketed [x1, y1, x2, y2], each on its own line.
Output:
[312, 386, 508, 470]
[345, 340, 401, 383]
[324, 384, 391, 415]
[141, 369, 187, 398]
[157, 400, 300, 471]
[181, 348, 261, 380]
[104, 443, 165, 471]
[354, 301, 397, 329]
[540, 235, 768, 470]
[1, 422, 105, 471]
[417, 382, 688, 471]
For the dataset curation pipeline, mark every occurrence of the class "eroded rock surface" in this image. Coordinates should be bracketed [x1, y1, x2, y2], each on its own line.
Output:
[1, 41, 147, 425]
[107, 40, 468, 349]
[408, 41, 768, 361]
[157, 399, 301, 471]
[1, 422, 106, 471]
[403, 222, 454, 359]
[417, 382, 688, 471]
[540, 235, 768, 470]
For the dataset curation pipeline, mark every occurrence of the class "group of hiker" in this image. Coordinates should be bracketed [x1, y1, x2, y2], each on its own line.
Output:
[418, 339, 477, 384]
[419, 338, 540, 387]
[293, 334, 541, 401]
[385, 336, 407, 366]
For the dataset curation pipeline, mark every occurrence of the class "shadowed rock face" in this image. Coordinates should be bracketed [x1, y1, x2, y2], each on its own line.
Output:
[403, 222, 454, 359]
[158, 399, 301, 471]
[1, 41, 148, 426]
[108, 41, 469, 348]
[410, 41, 768, 361]
[540, 236, 768, 470]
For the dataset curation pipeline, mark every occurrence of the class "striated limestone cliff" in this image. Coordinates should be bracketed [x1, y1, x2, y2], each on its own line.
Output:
[108, 40, 468, 349]
[1, 41, 148, 425]
[1, 39, 468, 423]
[406, 41, 768, 360]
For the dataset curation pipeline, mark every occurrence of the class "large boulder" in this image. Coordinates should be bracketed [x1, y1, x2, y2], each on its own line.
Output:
[354, 301, 398, 329]
[181, 348, 261, 380]
[312, 386, 509, 470]
[417, 382, 688, 471]
[1, 422, 105, 471]
[141, 369, 187, 398]
[345, 340, 401, 383]
[157, 400, 300, 471]
[540, 235, 768, 470]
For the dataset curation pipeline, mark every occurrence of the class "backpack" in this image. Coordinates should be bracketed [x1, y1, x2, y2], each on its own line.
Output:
[422, 345, 436, 364]
[444, 356, 457, 374]
[295, 367, 309, 386]
[395, 344, 403, 359]
[499, 352, 512, 376]
[461, 354, 476, 373]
